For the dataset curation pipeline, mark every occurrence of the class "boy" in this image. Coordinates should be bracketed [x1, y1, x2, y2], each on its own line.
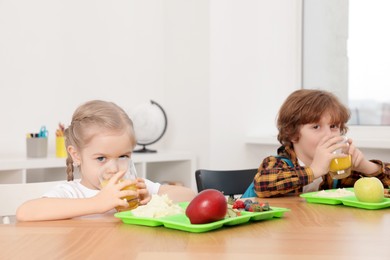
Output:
[253, 89, 390, 198]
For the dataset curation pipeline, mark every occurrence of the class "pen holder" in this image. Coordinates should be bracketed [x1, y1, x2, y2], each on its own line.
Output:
[56, 136, 67, 158]
[26, 138, 48, 158]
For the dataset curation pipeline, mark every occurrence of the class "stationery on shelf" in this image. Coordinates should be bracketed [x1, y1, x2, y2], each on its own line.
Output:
[26, 125, 48, 158]
[26, 125, 48, 139]
[55, 123, 67, 158]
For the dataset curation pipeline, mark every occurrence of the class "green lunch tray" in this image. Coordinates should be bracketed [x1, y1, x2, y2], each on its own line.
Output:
[300, 188, 390, 210]
[115, 202, 290, 233]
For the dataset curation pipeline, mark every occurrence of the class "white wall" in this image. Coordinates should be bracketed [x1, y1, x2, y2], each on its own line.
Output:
[209, 0, 302, 169]
[303, 0, 349, 103]
[0, 1, 166, 156]
[161, 0, 210, 168]
[0, 1, 319, 172]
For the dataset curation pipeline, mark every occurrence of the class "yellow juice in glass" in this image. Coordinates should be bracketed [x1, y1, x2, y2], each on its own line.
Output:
[100, 180, 139, 212]
[329, 154, 352, 179]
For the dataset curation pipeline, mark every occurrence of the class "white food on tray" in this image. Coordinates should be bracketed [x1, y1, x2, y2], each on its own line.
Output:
[131, 194, 184, 218]
[315, 188, 355, 198]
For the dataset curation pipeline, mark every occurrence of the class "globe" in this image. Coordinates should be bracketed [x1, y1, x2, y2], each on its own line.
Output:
[130, 100, 167, 153]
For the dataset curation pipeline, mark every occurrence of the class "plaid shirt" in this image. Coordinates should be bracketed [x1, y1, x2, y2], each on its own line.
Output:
[254, 145, 390, 198]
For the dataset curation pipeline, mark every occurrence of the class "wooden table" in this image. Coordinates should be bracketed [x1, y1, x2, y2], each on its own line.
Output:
[1, 196, 389, 259]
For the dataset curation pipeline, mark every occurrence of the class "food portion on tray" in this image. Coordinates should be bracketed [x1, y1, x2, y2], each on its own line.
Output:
[115, 189, 290, 233]
[300, 188, 390, 210]
[300, 177, 390, 210]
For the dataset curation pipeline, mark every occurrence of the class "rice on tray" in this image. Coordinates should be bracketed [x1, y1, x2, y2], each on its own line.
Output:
[131, 194, 184, 218]
[316, 188, 355, 198]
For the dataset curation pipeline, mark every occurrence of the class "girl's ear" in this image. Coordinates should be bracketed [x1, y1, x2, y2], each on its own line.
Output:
[67, 145, 81, 164]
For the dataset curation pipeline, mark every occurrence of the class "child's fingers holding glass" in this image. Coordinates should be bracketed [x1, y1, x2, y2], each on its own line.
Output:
[116, 197, 129, 208]
[115, 179, 136, 193]
[115, 180, 139, 212]
[119, 188, 138, 201]
[99, 167, 127, 190]
[135, 178, 146, 188]
[137, 188, 151, 205]
[134, 178, 151, 204]
[98, 158, 140, 212]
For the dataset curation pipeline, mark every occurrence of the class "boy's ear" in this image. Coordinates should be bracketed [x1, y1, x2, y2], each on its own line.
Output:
[67, 145, 81, 164]
[291, 134, 299, 143]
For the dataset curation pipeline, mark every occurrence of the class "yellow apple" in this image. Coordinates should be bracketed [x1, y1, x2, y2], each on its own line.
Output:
[354, 177, 384, 203]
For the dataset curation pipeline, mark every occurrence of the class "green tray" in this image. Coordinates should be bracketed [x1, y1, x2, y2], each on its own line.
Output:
[300, 188, 390, 210]
[115, 202, 290, 233]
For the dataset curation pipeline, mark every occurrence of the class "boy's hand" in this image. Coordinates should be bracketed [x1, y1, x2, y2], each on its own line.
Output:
[346, 139, 365, 171]
[347, 138, 380, 174]
[310, 135, 348, 178]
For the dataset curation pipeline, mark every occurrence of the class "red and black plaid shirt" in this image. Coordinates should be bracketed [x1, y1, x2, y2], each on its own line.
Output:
[254, 145, 390, 198]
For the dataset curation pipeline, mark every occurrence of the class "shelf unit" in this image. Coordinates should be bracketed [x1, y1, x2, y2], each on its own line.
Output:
[0, 151, 197, 191]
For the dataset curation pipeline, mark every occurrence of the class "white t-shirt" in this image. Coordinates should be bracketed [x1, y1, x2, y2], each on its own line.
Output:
[41, 179, 161, 218]
[43, 179, 161, 199]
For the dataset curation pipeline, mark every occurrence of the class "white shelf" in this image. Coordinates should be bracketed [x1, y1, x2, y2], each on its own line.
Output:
[0, 151, 197, 191]
[0, 157, 66, 171]
[132, 151, 196, 163]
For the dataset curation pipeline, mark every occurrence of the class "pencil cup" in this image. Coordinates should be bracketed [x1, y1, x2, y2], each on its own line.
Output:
[26, 138, 48, 158]
[56, 136, 67, 158]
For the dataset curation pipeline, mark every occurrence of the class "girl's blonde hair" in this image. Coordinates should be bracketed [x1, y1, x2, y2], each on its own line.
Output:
[277, 89, 350, 147]
[64, 100, 136, 181]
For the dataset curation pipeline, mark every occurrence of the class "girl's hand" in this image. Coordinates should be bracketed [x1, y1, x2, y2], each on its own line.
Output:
[94, 170, 138, 213]
[135, 178, 151, 205]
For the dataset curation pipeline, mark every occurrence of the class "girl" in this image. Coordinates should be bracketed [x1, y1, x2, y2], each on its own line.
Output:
[253, 89, 390, 197]
[17, 100, 195, 221]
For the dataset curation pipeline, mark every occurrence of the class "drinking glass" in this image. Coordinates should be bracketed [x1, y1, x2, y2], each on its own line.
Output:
[329, 137, 352, 179]
[99, 158, 139, 212]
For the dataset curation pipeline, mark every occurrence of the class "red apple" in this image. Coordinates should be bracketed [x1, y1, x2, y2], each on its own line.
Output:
[185, 189, 227, 224]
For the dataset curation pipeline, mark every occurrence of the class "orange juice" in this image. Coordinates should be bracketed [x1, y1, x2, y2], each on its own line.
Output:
[100, 180, 139, 211]
[329, 155, 352, 179]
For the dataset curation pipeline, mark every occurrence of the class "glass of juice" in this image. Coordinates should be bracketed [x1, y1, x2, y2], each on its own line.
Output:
[329, 137, 352, 179]
[99, 158, 139, 212]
